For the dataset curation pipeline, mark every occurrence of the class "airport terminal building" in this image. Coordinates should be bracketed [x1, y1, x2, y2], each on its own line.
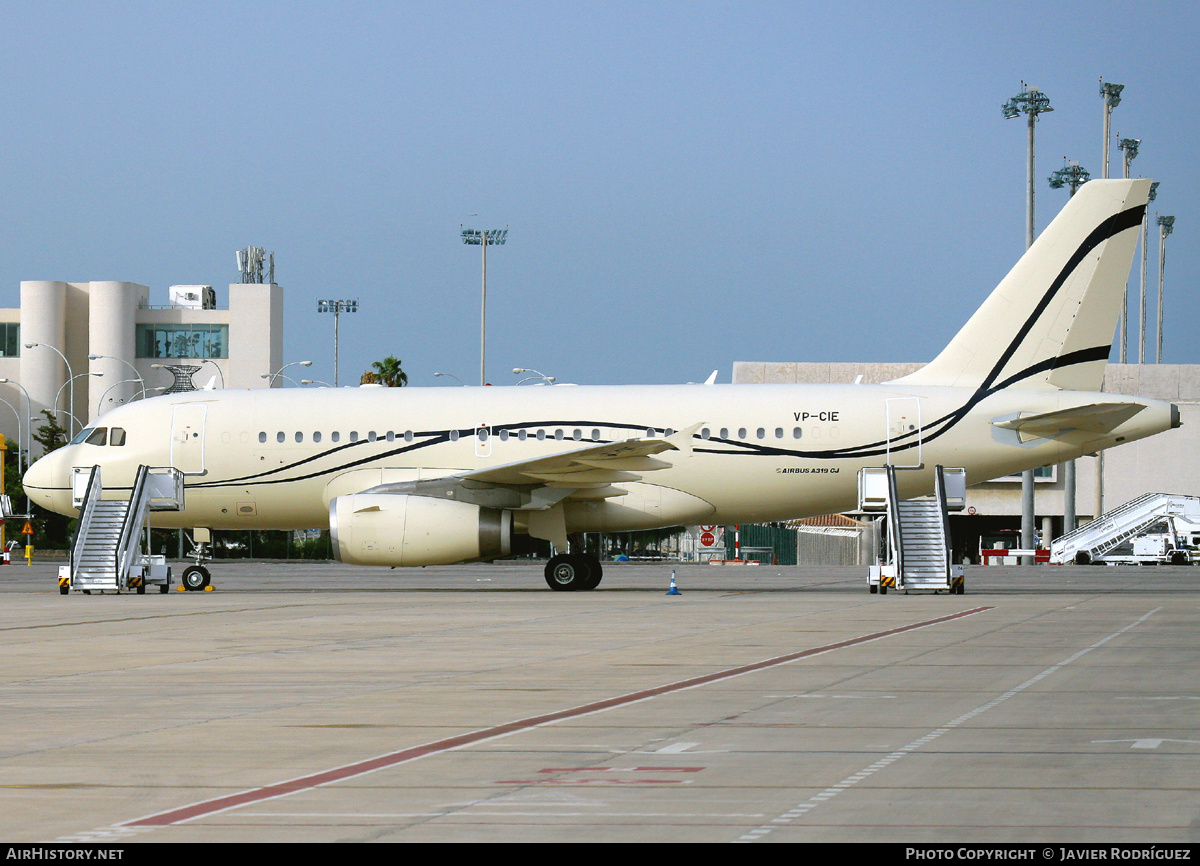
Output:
[733, 360, 1200, 555]
[0, 280, 283, 454]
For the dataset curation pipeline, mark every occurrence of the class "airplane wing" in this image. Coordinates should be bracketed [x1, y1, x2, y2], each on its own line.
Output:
[993, 402, 1145, 442]
[461, 424, 700, 488]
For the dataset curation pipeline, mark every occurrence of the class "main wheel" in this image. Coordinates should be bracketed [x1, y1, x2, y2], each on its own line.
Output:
[545, 554, 590, 591]
[578, 555, 603, 590]
[181, 565, 211, 591]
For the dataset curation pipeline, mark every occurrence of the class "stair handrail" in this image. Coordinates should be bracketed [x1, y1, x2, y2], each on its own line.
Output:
[115, 465, 151, 583]
[886, 465, 904, 582]
[934, 464, 953, 582]
[69, 465, 102, 585]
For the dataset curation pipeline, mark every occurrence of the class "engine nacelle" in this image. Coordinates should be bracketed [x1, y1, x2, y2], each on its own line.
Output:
[329, 493, 511, 566]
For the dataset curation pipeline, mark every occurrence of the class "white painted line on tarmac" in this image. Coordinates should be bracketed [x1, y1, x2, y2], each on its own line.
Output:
[735, 606, 1163, 843]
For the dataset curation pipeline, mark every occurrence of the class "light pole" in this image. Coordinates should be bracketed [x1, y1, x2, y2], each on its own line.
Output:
[433, 372, 467, 386]
[1140, 182, 1159, 364]
[1099, 80, 1123, 178]
[300, 379, 333, 388]
[1115, 138, 1140, 363]
[513, 367, 555, 384]
[88, 353, 147, 403]
[263, 361, 312, 387]
[1048, 160, 1090, 535]
[461, 226, 508, 385]
[1003, 83, 1052, 561]
[24, 342, 77, 436]
[1156, 215, 1175, 364]
[317, 299, 358, 387]
[96, 379, 146, 415]
[0, 378, 34, 465]
[55, 372, 101, 434]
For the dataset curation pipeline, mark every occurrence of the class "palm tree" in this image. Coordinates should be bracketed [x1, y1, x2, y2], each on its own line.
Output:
[367, 356, 408, 387]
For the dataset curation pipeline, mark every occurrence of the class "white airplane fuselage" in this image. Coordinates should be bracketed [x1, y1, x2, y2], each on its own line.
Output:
[24, 380, 1177, 534]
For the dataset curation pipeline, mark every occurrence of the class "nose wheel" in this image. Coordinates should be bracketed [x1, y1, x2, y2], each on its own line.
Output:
[181, 564, 210, 591]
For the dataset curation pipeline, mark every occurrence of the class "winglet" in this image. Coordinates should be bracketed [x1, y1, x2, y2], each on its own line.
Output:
[704, 370, 718, 385]
[666, 422, 707, 458]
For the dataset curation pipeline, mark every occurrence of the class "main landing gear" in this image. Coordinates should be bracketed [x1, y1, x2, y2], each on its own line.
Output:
[544, 553, 603, 591]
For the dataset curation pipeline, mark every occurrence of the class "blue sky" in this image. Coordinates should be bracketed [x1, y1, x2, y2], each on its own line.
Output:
[1, 1, 1195, 387]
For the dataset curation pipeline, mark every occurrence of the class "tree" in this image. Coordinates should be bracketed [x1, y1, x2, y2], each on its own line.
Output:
[32, 410, 68, 454]
[367, 356, 408, 388]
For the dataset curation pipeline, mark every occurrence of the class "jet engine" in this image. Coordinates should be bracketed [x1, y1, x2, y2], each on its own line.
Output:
[329, 493, 512, 566]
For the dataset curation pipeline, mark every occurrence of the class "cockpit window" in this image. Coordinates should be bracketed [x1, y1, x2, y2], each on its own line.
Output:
[71, 427, 108, 446]
[109, 428, 126, 447]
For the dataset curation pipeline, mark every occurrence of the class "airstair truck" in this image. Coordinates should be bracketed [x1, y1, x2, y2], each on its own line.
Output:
[1050, 493, 1200, 566]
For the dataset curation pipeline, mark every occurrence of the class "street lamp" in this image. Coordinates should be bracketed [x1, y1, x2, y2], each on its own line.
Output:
[96, 379, 146, 415]
[1003, 83, 1052, 563]
[24, 342, 77, 436]
[88, 354, 147, 402]
[461, 226, 508, 385]
[55, 372, 101, 434]
[0, 378, 34, 467]
[513, 367, 556, 384]
[263, 361, 312, 387]
[299, 379, 333, 388]
[317, 299, 358, 387]
[433, 372, 467, 386]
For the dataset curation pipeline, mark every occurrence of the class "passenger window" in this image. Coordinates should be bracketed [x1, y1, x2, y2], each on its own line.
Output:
[536, 430, 545, 441]
[386, 431, 395, 442]
[276, 432, 285, 443]
[756, 428, 765, 439]
[295, 432, 304, 443]
[350, 431, 359, 442]
[367, 431, 377, 442]
[85, 427, 107, 446]
[554, 429, 564, 441]
[313, 432, 322, 443]
[449, 430, 459, 442]
[110, 428, 126, 447]
[775, 428, 784, 439]
[738, 428, 747, 439]
[720, 428, 729, 439]
[331, 431, 340, 443]
[518, 430, 527, 441]
[478, 428, 489, 442]
[259, 432, 267, 444]
[404, 431, 413, 442]
[572, 429, 581, 441]
[701, 428, 711, 440]
[793, 427, 803, 439]
[591, 429, 600, 441]
[498, 429, 509, 441]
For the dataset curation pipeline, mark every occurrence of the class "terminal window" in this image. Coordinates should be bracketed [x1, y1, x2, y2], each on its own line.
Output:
[136, 324, 228, 359]
[0, 323, 19, 357]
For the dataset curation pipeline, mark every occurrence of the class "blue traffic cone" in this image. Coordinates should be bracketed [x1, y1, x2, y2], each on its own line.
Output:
[666, 569, 681, 595]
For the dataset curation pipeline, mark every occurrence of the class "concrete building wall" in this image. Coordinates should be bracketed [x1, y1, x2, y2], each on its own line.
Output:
[0, 280, 284, 457]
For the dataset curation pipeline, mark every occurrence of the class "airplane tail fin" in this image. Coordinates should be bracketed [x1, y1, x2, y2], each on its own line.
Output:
[893, 178, 1150, 393]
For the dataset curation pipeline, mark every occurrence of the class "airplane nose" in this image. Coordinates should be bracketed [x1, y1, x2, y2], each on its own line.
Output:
[24, 450, 64, 512]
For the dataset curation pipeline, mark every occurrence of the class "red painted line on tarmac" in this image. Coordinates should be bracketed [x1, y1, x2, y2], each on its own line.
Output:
[125, 605, 992, 827]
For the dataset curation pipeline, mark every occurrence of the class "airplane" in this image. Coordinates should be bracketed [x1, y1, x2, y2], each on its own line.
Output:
[23, 178, 1178, 592]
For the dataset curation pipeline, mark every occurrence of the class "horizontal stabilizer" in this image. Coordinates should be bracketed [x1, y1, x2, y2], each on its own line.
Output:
[993, 402, 1145, 442]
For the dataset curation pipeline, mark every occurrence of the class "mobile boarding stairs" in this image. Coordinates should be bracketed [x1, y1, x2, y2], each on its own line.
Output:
[860, 465, 966, 595]
[1049, 492, 1200, 566]
[59, 465, 184, 595]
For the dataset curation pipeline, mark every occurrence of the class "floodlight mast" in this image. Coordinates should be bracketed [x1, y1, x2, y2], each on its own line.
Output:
[1003, 82, 1052, 562]
[461, 226, 508, 386]
[1047, 159, 1091, 535]
[1116, 138, 1140, 364]
[1140, 182, 1160, 364]
[1099, 80, 1123, 178]
[317, 299, 359, 387]
[1156, 215, 1175, 364]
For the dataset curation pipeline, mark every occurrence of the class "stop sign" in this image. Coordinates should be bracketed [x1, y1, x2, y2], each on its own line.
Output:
[700, 531, 716, 547]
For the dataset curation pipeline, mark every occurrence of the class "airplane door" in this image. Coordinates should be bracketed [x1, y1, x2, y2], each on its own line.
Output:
[885, 397, 922, 468]
[171, 405, 208, 475]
